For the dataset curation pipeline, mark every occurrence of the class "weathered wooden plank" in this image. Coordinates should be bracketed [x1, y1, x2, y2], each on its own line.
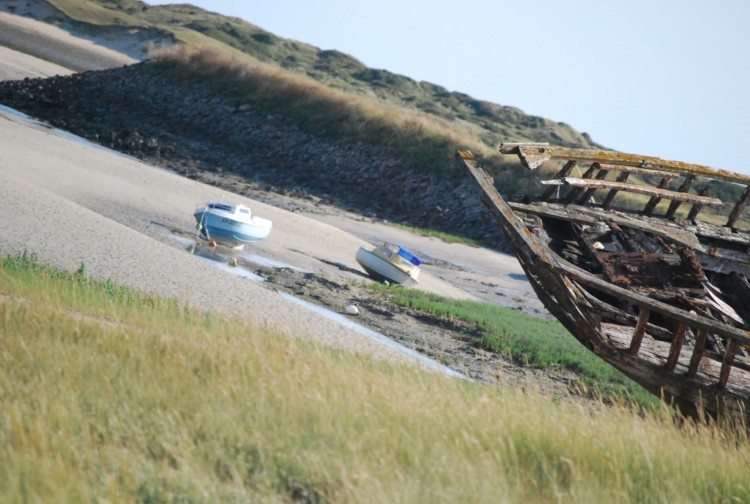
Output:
[565, 165, 600, 202]
[719, 339, 740, 388]
[688, 327, 707, 378]
[708, 350, 750, 374]
[500, 144, 750, 185]
[602, 171, 630, 208]
[666, 324, 687, 370]
[508, 202, 599, 225]
[541, 159, 578, 200]
[697, 254, 750, 278]
[522, 197, 750, 253]
[541, 178, 723, 206]
[581, 293, 673, 339]
[556, 259, 750, 347]
[694, 222, 750, 246]
[595, 162, 679, 180]
[643, 177, 673, 216]
[665, 174, 695, 219]
[578, 167, 610, 204]
[687, 186, 711, 222]
[509, 201, 704, 248]
[726, 185, 750, 228]
[630, 308, 651, 354]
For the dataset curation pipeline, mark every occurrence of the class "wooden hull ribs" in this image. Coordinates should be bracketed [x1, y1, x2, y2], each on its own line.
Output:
[459, 145, 750, 421]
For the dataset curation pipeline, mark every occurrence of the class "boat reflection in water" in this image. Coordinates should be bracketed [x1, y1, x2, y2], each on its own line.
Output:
[186, 241, 265, 282]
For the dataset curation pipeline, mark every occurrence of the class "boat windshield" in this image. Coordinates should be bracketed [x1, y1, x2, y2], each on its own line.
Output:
[207, 203, 233, 212]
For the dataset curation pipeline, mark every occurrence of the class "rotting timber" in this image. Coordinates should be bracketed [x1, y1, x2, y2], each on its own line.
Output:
[459, 144, 750, 422]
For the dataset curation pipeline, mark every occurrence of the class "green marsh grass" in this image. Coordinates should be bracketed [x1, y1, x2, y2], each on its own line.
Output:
[386, 223, 483, 247]
[376, 285, 659, 407]
[2, 253, 750, 502]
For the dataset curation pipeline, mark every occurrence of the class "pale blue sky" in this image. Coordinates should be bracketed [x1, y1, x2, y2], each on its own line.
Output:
[148, 1, 749, 173]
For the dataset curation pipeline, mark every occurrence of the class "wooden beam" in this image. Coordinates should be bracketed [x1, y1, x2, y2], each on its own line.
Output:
[500, 144, 750, 185]
[541, 178, 723, 206]
[630, 308, 651, 354]
[541, 159, 578, 201]
[578, 167, 610, 204]
[687, 186, 711, 222]
[508, 201, 703, 248]
[666, 323, 687, 370]
[665, 174, 695, 219]
[565, 165, 600, 202]
[726, 185, 750, 229]
[698, 254, 750, 280]
[687, 328, 708, 377]
[719, 339, 739, 388]
[583, 293, 673, 339]
[643, 177, 673, 216]
[602, 172, 630, 208]
[556, 259, 750, 347]
[595, 163, 679, 180]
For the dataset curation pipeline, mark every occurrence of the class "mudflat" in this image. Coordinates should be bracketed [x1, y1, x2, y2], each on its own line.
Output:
[0, 10, 551, 387]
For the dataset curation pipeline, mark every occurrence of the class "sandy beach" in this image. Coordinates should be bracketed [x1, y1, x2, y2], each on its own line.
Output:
[0, 11, 543, 375]
[0, 11, 137, 72]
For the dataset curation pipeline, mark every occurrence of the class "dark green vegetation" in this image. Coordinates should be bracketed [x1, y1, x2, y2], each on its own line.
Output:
[386, 223, 485, 246]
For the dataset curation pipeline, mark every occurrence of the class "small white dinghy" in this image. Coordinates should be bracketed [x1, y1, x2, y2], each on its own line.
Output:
[355, 243, 421, 285]
[194, 202, 272, 249]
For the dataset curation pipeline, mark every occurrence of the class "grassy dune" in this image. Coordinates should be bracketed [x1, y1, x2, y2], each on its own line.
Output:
[148, 47, 750, 224]
[2, 254, 750, 502]
[42, 0, 583, 190]
[48, 0, 599, 151]
[152, 46, 515, 179]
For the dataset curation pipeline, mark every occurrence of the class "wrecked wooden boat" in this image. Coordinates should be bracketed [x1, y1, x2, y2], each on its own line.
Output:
[459, 144, 750, 421]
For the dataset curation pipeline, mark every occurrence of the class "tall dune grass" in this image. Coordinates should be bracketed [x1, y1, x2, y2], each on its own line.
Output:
[151, 46, 526, 182]
[2, 253, 750, 502]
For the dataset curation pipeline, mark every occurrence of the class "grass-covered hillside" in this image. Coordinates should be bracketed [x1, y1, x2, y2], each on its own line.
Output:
[39, 0, 602, 154]
[5, 1, 745, 233]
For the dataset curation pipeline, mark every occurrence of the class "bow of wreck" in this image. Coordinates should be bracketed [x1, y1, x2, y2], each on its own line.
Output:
[459, 144, 750, 421]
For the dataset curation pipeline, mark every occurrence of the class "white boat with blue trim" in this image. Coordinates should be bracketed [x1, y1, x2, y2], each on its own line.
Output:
[194, 202, 272, 249]
[355, 243, 421, 285]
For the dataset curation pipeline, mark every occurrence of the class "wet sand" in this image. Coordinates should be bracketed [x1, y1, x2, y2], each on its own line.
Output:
[0, 11, 543, 374]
